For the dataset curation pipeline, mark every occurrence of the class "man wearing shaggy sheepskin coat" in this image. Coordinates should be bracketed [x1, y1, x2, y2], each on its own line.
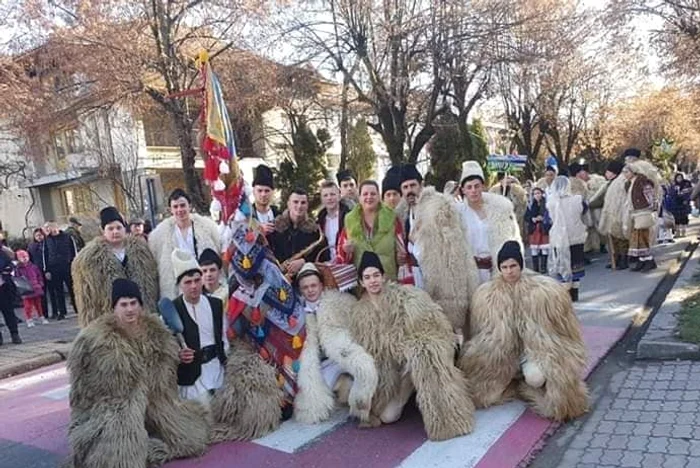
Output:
[595, 160, 629, 269]
[459, 241, 589, 422]
[621, 148, 664, 272]
[456, 160, 522, 288]
[410, 187, 472, 333]
[71, 207, 159, 327]
[319, 251, 475, 441]
[67, 279, 210, 467]
[293, 263, 378, 425]
[149, 189, 221, 299]
[489, 172, 528, 242]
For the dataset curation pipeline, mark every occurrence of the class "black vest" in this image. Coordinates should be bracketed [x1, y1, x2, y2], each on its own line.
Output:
[174, 295, 226, 386]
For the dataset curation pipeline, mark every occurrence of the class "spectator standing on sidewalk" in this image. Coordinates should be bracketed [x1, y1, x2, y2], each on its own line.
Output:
[64, 217, 86, 252]
[14, 250, 48, 327]
[669, 173, 693, 238]
[42, 221, 78, 320]
[27, 228, 50, 319]
[0, 246, 22, 345]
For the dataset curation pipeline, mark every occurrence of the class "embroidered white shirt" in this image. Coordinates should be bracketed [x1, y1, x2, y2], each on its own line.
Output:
[178, 296, 229, 402]
[323, 213, 340, 259]
[174, 224, 195, 257]
[460, 203, 492, 284]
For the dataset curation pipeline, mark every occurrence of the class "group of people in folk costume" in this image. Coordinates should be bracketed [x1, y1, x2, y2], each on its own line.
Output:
[72, 149, 683, 467]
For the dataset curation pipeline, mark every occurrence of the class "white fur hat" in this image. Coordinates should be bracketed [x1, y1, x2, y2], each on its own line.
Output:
[460, 160, 485, 184]
[172, 248, 202, 284]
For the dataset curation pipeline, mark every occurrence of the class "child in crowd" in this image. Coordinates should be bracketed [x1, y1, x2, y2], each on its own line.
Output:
[524, 187, 552, 273]
[15, 249, 48, 327]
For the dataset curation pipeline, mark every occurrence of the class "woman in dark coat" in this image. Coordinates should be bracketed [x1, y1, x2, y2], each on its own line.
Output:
[669, 173, 693, 238]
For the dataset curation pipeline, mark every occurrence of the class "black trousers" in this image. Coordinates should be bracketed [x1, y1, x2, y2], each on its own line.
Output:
[47, 268, 73, 317]
[0, 282, 19, 335]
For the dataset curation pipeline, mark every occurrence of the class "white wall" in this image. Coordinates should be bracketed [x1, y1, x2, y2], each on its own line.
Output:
[0, 128, 44, 237]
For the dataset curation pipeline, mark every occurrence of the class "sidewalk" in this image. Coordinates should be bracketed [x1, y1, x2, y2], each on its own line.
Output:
[637, 243, 700, 359]
[538, 361, 700, 468]
[0, 310, 79, 379]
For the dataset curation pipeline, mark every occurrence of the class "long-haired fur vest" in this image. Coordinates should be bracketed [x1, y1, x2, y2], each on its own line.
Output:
[411, 187, 472, 331]
[339, 283, 475, 440]
[294, 291, 378, 424]
[458, 271, 589, 421]
[67, 313, 210, 467]
[71, 236, 159, 327]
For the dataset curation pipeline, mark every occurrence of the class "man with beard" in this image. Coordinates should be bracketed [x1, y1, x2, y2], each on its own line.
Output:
[394, 164, 423, 264]
[270, 188, 329, 276]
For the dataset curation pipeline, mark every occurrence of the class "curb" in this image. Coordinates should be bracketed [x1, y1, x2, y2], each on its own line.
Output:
[0, 343, 71, 380]
[637, 241, 700, 360]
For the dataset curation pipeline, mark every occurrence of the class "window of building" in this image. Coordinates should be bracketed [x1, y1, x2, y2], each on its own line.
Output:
[61, 185, 95, 215]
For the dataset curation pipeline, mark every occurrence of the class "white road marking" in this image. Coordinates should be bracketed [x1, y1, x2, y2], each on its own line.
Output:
[0, 367, 67, 392]
[41, 384, 71, 401]
[398, 401, 527, 468]
[254, 409, 349, 454]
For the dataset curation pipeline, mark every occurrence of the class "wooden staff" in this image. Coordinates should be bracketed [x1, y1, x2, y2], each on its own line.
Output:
[608, 234, 617, 270]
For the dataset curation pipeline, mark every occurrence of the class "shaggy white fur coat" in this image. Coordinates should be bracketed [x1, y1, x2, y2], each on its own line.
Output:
[149, 214, 220, 299]
[454, 192, 523, 301]
[294, 292, 378, 424]
[489, 182, 528, 242]
[459, 271, 589, 421]
[598, 175, 629, 240]
[330, 283, 475, 440]
[411, 187, 472, 330]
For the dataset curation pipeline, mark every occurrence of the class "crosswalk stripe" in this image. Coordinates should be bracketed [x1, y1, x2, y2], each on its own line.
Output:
[41, 384, 71, 401]
[398, 402, 527, 468]
[0, 367, 67, 392]
[253, 409, 349, 454]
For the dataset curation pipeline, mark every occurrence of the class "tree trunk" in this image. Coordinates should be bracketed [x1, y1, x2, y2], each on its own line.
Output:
[170, 108, 208, 213]
[339, 76, 351, 171]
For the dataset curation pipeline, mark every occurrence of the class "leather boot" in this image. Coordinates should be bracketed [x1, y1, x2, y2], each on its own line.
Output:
[11, 333, 22, 345]
[570, 288, 579, 302]
[531, 255, 540, 272]
[640, 259, 658, 272]
[540, 255, 548, 274]
[631, 260, 645, 272]
[0, 331, 3, 346]
[617, 255, 629, 270]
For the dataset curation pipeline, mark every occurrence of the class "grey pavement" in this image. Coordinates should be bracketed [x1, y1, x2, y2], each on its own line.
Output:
[532, 361, 700, 468]
[637, 245, 700, 360]
[0, 307, 78, 379]
[575, 239, 690, 329]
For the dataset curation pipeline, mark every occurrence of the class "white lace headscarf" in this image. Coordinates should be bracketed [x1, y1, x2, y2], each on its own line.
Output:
[547, 176, 572, 281]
